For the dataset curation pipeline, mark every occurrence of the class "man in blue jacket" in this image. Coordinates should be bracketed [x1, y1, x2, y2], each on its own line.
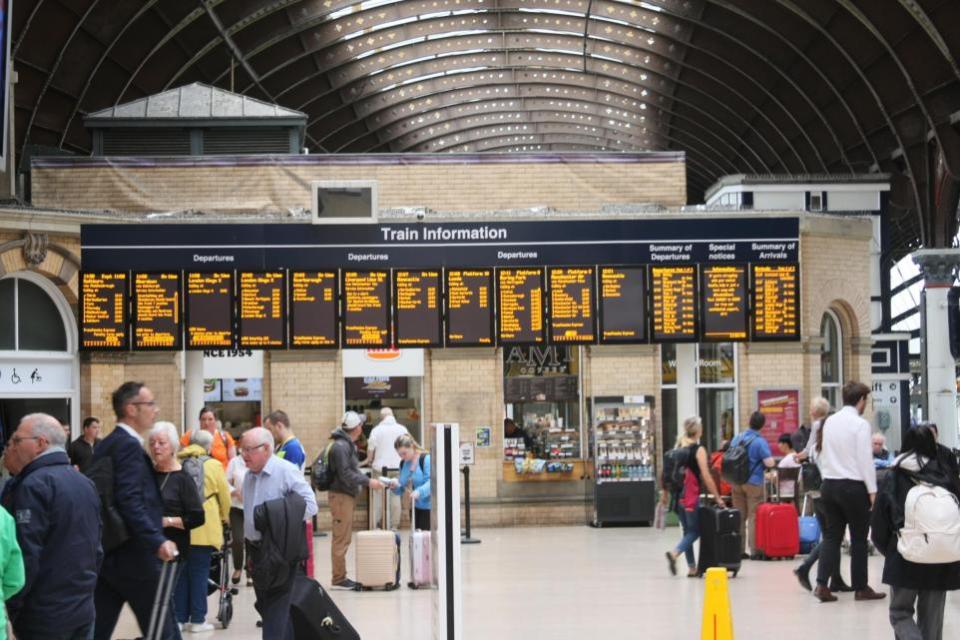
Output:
[2, 412, 102, 639]
[92, 381, 180, 640]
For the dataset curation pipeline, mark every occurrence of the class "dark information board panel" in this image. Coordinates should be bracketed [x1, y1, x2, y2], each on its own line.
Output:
[504, 375, 579, 402]
[752, 264, 800, 340]
[81, 272, 128, 350]
[548, 267, 596, 344]
[133, 272, 180, 350]
[342, 270, 390, 347]
[651, 265, 697, 342]
[81, 218, 799, 270]
[497, 268, 545, 345]
[598, 267, 647, 344]
[393, 270, 442, 347]
[701, 265, 748, 341]
[445, 269, 494, 346]
[238, 271, 286, 348]
[186, 272, 234, 349]
[289, 271, 338, 348]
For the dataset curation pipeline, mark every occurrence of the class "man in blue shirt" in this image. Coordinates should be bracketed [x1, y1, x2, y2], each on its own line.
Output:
[265, 410, 306, 471]
[729, 411, 775, 558]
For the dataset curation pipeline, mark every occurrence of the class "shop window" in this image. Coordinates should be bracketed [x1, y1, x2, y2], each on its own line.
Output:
[0, 277, 68, 352]
[821, 311, 842, 408]
[503, 346, 581, 479]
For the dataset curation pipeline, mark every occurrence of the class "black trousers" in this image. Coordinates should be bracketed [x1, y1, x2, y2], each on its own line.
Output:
[230, 507, 245, 572]
[414, 507, 431, 531]
[247, 541, 295, 640]
[798, 496, 845, 584]
[93, 552, 181, 640]
[817, 479, 870, 590]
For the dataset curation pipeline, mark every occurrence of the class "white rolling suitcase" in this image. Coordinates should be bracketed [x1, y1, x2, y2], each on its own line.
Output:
[355, 485, 400, 591]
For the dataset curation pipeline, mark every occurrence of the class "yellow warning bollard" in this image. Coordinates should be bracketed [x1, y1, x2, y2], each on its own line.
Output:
[701, 567, 734, 640]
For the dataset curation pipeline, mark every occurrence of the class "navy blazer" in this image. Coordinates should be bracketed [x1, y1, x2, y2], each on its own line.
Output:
[4, 450, 102, 635]
[92, 427, 166, 560]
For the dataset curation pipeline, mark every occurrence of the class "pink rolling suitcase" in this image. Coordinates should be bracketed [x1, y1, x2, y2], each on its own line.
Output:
[409, 503, 432, 589]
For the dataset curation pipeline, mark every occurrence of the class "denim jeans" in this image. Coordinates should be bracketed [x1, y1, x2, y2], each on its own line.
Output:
[674, 507, 700, 568]
[175, 546, 215, 624]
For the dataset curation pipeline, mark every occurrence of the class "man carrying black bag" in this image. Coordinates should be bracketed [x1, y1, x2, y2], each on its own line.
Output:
[241, 427, 317, 640]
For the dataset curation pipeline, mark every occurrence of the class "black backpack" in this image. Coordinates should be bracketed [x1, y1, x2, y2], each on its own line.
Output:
[310, 442, 336, 491]
[721, 431, 761, 485]
[84, 456, 129, 553]
[662, 445, 693, 492]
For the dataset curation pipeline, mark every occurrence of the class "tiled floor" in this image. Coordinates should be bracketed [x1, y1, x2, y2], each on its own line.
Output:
[114, 526, 960, 639]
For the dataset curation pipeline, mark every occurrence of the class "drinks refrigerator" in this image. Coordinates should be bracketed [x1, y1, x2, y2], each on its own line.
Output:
[589, 395, 658, 526]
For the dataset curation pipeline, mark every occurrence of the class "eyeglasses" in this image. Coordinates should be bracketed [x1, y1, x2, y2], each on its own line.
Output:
[241, 444, 268, 454]
[10, 436, 40, 445]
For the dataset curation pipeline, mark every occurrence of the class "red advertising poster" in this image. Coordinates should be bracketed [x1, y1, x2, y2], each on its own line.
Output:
[756, 389, 800, 450]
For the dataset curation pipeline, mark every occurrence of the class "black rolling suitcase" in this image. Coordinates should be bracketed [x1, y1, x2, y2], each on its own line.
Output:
[696, 503, 742, 577]
[291, 573, 361, 640]
[145, 560, 178, 640]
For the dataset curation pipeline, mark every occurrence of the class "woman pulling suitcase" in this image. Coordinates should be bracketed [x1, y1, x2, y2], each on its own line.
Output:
[663, 417, 725, 577]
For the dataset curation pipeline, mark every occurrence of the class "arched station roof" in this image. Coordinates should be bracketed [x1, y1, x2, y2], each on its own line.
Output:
[11, 0, 960, 258]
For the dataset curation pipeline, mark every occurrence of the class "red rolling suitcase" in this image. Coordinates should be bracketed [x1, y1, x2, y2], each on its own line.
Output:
[754, 469, 800, 560]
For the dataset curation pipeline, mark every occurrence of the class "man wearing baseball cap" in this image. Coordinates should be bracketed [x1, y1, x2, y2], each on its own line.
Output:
[327, 411, 384, 590]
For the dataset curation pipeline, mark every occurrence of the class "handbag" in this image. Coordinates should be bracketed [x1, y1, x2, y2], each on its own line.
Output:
[801, 462, 822, 492]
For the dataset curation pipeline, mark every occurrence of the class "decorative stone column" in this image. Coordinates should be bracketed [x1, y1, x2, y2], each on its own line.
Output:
[911, 249, 960, 449]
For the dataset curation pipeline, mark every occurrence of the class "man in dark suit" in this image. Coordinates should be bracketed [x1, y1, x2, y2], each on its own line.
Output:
[92, 381, 180, 640]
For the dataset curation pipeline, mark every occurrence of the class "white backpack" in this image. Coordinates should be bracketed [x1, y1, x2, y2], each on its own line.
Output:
[897, 481, 960, 564]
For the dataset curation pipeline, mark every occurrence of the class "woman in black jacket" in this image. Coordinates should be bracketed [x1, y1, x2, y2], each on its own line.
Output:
[870, 424, 960, 640]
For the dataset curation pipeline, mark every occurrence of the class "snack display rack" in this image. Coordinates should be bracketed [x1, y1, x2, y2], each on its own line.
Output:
[589, 395, 658, 526]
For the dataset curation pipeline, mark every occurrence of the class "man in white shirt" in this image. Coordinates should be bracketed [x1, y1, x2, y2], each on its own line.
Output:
[363, 408, 408, 529]
[813, 381, 885, 603]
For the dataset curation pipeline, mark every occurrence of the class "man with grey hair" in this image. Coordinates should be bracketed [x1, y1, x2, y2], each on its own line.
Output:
[362, 406, 408, 530]
[1, 413, 101, 639]
[241, 427, 317, 640]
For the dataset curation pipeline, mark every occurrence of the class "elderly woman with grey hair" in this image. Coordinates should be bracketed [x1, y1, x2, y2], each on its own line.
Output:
[175, 428, 230, 632]
[147, 421, 205, 631]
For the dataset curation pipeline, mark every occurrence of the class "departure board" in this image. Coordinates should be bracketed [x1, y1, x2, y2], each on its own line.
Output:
[394, 270, 442, 347]
[238, 272, 286, 348]
[650, 265, 697, 342]
[81, 272, 128, 349]
[133, 272, 181, 349]
[185, 272, 234, 349]
[342, 270, 390, 347]
[598, 267, 647, 343]
[752, 264, 800, 340]
[497, 268, 545, 345]
[701, 265, 748, 341]
[548, 267, 596, 343]
[289, 271, 338, 348]
[445, 269, 495, 347]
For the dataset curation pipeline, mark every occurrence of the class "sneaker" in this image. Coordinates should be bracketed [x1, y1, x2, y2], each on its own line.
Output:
[331, 578, 359, 590]
[188, 622, 215, 632]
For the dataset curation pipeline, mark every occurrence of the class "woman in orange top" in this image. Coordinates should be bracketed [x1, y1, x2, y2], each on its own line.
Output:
[179, 407, 236, 469]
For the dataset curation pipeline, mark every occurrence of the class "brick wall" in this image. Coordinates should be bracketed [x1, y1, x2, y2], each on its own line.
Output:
[31, 153, 687, 214]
